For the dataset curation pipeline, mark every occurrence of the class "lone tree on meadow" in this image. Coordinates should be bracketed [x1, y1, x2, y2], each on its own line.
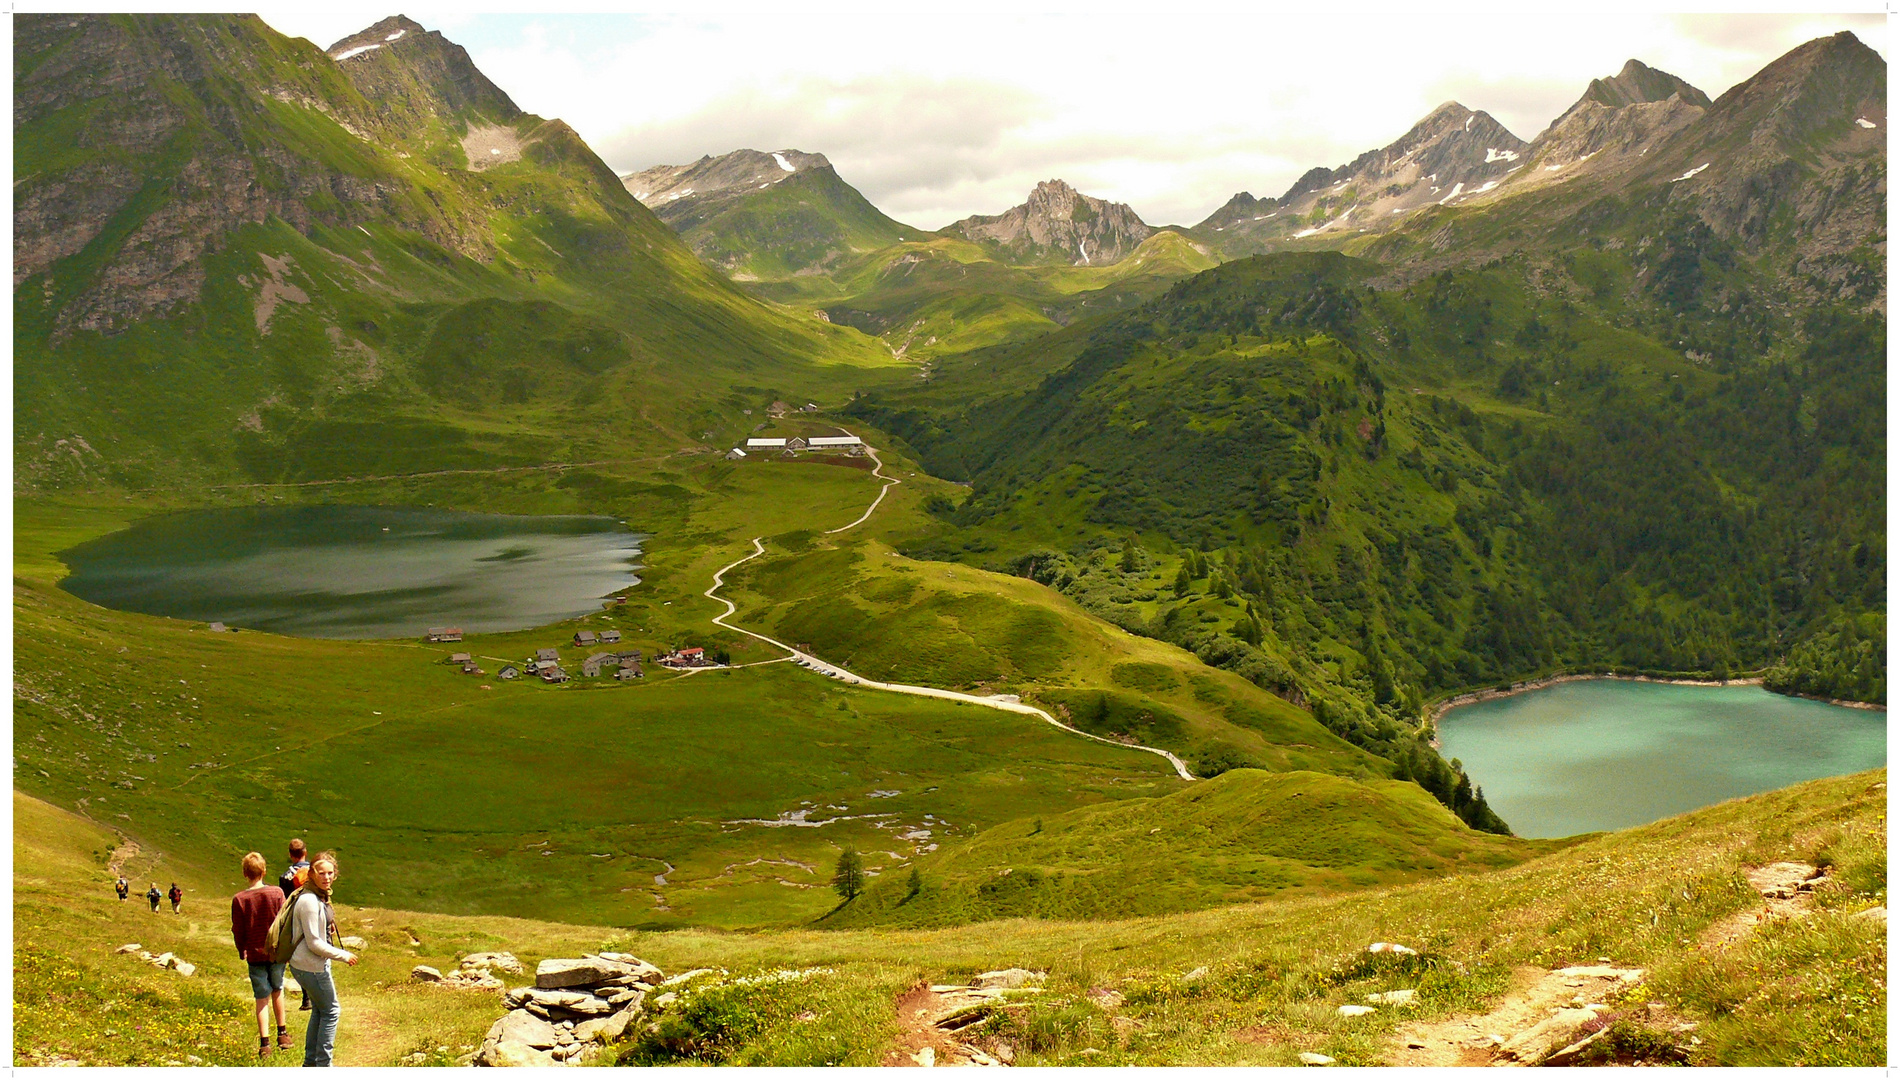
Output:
[832, 849, 865, 901]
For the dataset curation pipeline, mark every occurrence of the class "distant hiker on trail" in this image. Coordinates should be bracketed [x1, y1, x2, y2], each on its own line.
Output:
[284, 852, 356, 1067]
[147, 883, 161, 911]
[115, 876, 129, 901]
[279, 839, 313, 1010]
[168, 882, 183, 914]
[232, 852, 291, 1058]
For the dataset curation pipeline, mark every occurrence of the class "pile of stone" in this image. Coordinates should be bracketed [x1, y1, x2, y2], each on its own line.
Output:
[414, 950, 522, 991]
[474, 953, 663, 1067]
[114, 942, 195, 977]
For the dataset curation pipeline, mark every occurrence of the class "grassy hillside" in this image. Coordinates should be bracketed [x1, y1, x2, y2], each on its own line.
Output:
[15, 432, 1477, 931]
[748, 231, 1218, 361]
[847, 252, 1885, 756]
[14, 14, 906, 494]
[16, 769, 1883, 1065]
[671, 165, 922, 281]
[830, 769, 1558, 928]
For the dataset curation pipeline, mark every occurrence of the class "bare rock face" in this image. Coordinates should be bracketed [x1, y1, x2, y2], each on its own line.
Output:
[12, 14, 484, 337]
[1195, 102, 1528, 244]
[624, 149, 832, 224]
[944, 180, 1153, 266]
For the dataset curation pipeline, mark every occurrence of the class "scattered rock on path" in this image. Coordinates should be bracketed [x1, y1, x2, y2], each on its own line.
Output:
[1746, 862, 1823, 900]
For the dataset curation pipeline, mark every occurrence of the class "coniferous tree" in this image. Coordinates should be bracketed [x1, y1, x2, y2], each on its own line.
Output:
[832, 850, 865, 901]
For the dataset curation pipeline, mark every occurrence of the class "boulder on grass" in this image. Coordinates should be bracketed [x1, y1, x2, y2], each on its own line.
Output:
[462, 951, 525, 975]
[574, 1003, 642, 1044]
[114, 943, 142, 955]
[972, 968, 1046, 990]
[172, 961, 196, 977]
[536, 957, 640, 989]
[411, 965, 443, 983]
[340, 936, 367, 950]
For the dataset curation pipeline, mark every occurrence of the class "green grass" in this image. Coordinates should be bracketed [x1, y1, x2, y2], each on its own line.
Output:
[830, 769, 1556, 927]
[16, 769, 1884, 1066]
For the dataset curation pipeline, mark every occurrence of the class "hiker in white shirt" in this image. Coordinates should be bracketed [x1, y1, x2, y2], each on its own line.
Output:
[285, 853, 356, 1066]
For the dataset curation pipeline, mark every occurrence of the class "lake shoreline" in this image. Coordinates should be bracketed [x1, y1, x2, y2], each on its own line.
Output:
[1427, 673, 1885, 747]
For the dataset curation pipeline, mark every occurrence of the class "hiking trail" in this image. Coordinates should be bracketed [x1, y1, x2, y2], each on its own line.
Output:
[702, 447, 1195, 782]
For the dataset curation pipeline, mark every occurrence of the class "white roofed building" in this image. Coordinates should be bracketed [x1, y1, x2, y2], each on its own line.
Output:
[808, 436, 863, 448]
[746, 438, 787, 449]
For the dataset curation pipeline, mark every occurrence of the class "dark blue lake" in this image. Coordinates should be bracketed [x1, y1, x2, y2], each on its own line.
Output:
[60, 505, 644, 640]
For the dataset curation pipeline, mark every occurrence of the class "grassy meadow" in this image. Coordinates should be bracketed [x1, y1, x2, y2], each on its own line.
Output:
[16, 767, 1884, 1066]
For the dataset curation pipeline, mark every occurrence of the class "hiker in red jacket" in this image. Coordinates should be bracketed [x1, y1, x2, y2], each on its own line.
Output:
[231, 852, 291, 1058]
[168, 882, 183, 913]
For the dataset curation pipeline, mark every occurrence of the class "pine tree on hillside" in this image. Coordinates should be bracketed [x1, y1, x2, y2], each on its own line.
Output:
[832, 850, 865, 901]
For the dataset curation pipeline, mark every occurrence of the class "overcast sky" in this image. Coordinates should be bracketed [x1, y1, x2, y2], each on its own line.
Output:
[255, 6, 1886, 229]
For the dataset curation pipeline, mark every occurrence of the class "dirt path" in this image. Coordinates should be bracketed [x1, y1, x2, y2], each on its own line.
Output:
[884, 979, 1024, 1067]
[1389, 863, 1830, 1067]
[703, 541, 1196, 781]
[1387, 964, 1649, 1066]
[1699, 862, 1824, 949]
[105, 837, 141, 876]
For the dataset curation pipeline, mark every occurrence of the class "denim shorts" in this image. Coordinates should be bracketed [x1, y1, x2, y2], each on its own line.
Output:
[247, 960, 287, 999]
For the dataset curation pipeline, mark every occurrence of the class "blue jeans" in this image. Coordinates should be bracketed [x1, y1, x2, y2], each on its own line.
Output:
[292, 965, 339, 1066]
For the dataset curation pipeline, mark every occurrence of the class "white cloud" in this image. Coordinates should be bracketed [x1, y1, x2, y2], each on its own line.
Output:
[254, 8, 1886, 229]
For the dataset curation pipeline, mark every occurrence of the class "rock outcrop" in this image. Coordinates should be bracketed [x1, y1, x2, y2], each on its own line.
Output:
[944, 180, 1153, 266]
[473, 952, 662, 1067]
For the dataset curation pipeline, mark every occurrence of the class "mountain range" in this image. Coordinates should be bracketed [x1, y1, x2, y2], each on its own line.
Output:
[12, 16, 1886, 1068]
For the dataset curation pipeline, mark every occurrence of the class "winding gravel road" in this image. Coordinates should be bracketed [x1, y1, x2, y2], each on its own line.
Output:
[701, 447, 1196, 782]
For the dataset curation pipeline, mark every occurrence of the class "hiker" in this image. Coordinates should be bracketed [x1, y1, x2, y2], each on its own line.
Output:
[285, 852, 356, 1067]
[115, 875, 129, 901]
[278, 839, 311, 899]
[280, 839, 314, 1009]
[168, 882, 183, 914]
[232, 852, 291, 1058]
[147, 883, 161, 911]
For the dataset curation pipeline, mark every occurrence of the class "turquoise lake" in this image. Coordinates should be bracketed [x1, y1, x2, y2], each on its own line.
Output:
[59, 505, 645, 640]
[1437, 679, 1886, 838]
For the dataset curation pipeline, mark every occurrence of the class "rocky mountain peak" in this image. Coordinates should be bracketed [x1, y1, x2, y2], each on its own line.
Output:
[1583, 59, 1713, 110]
[1523, 60, 1711, 179]
[326, 15, 519, 124]
[622, 148, 833, 212]
[944, 180, 1153, 266]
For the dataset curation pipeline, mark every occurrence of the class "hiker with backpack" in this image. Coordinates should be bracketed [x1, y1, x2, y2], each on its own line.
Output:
[115, 875, 129, 901]
[147, 883, 161, 911]
[279, 839, 313, 1010]
[268, 851, 356, 1067]
[231, 852, 291, 1058]
[278, 839, 310, 898]
[168, 882, 183, 914]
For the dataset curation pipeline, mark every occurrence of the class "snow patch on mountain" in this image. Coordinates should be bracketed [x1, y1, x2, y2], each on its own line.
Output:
[1671, 163, 1710, 183]
[332, 44, 380, 61]
[773, 152, 796, 172]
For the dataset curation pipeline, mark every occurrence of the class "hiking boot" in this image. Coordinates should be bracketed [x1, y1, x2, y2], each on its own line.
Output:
[277, 1028, 294, 1050]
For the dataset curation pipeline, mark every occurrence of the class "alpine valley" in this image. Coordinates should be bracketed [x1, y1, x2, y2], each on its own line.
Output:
[13, 14, 1885, 1068]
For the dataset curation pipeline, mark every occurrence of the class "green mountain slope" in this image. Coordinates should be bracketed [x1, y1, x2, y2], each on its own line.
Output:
[13, 15, 895, 491]
[752, 231, 1218, 361]
[624, 149, 925, 280]
[831, 768, 1554, 927]
[850, 247, 1883, 749]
